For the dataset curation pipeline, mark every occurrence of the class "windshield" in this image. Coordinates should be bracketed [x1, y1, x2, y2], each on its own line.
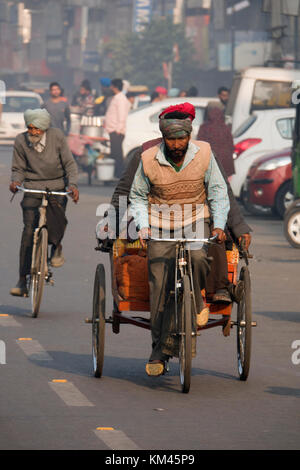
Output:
[3, 96, 41, 113]
[226, 77, 242, 116]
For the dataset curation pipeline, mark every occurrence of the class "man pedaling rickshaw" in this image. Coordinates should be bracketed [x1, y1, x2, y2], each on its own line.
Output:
[97, 103, 252, 377]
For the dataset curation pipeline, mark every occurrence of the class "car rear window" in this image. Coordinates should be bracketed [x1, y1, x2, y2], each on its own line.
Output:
[276, 117, 295, 139]
[3, 96, 42, 113]
[252, 80, 292, 111]
[233, 115, 257, 138]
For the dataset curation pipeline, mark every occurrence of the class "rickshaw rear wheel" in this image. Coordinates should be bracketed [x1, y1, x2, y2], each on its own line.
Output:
[92, 263, 106, 378]
[236, 266, 252, 381]
[179, 274, 192, 393]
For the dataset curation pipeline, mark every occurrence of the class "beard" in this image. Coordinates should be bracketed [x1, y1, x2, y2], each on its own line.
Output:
[28, 134, 43, 145]
[165, 142, 189, 161]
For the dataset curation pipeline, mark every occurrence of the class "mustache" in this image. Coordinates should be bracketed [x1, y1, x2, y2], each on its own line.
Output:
[28, 134, 43, 144]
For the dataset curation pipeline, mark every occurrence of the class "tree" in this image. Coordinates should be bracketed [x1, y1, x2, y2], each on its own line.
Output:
[105, 17, 197, 91]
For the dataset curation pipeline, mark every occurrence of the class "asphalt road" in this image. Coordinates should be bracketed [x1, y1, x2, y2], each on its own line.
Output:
[0, 145, 300, 451]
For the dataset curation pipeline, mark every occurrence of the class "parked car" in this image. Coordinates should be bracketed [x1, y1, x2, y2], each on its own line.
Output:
[230, 108, 295, 200]
[123, 97, 219, 160]
[242, 147, 293, 218]
[0, 90, 43, 144]
[225, 66, 300, 133]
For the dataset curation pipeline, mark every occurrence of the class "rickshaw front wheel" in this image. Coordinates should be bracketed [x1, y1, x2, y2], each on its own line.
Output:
[92, 263, 106, 378]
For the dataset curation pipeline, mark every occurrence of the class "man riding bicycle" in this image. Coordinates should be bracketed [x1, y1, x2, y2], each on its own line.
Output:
[129, 103, 230, 376]
[9, 108, 79, 297]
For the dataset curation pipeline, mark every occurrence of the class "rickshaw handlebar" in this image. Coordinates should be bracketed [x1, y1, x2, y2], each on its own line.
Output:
[150, 235, 218, 244]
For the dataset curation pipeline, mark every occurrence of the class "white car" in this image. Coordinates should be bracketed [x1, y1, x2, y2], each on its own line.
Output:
[123, 97, 218, 160]
[0, 91, 43, 144]
[230, 108, 296, 199]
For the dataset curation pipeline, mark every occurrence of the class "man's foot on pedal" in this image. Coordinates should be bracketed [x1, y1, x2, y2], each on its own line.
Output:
[10, 279, 28, 297]
[196, 306, 209, 327]
[145, 360, 165, 377]
[50, 244, 65, 268]
[212, 288, 232, 304]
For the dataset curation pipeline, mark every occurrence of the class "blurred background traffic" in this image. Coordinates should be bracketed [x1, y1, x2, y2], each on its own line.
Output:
[1, 0, 300, 245]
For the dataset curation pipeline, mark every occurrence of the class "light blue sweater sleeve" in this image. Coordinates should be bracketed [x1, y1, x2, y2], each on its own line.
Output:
[205, 152, 230, 230]
[129, 160, 150, 229]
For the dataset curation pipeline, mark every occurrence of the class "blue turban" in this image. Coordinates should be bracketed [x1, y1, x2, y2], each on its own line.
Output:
[24, 108, 51, 131]
[100, 77, 111, 87]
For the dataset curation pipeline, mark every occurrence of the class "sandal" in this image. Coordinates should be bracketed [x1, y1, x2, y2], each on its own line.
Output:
[145, 360, 165, 377]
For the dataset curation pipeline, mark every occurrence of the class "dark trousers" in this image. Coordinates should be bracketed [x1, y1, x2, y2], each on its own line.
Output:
[19, 195, 67, 278]
[147, 223, 211, 361]
[206, 242, 230, 295]
[109, 132, 125, 178]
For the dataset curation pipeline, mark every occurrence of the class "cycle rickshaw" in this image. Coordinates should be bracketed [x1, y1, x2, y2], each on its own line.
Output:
[87, 234, 256, 393]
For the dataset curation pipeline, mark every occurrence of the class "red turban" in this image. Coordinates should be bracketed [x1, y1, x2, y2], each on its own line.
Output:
[159, 102, 196, 121]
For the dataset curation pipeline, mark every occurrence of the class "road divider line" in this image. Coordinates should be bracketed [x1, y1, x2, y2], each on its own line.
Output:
[94, 428, 140, 450]
[49, 380, 94, 407]
[16, 338, 53, 361]
[0, 315, 21, 327]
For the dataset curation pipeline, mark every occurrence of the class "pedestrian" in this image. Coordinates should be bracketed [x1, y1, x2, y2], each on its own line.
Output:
[94, 78, 114, 116]
[218, 86, 230, 110]
[9, 108, 79, 297]
[72, 79, 94, 116]
[150, 91, 160, 103]
[104, 78, 131, 178]
[155, 86, 168, 101]
[42, 82, 71, 136]
[197, 102, 235, 178]
[186, 86, 198, 97]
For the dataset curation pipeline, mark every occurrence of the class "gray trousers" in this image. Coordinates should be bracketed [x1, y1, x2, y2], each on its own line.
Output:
[147, 223, 211, 361]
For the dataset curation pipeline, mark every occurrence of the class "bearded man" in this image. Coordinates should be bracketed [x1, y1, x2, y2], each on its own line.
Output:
[9, 108, 79, 297]
[129, 103, 230, 376]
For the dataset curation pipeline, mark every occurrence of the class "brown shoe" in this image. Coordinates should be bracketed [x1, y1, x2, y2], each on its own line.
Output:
[50, 244, 65, 268]
[196, 306, 209, 327]
[10, 279, 28, 297]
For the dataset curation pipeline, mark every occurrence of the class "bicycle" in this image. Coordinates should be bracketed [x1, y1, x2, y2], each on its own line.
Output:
[150, 236, 217, 393]
[16, 186, 70, 318]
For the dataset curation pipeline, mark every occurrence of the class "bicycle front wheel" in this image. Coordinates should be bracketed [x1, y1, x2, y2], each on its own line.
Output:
[179, 274, 192, 393]
[30, 227, 48, 318]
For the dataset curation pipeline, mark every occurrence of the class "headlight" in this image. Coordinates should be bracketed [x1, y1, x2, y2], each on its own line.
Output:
[257, 156, 291, 171]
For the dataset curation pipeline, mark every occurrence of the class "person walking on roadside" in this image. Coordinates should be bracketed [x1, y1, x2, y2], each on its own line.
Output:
[104, 78, 131, 178]
[197, 103, 235, 179]
[43, 82, 71, 136]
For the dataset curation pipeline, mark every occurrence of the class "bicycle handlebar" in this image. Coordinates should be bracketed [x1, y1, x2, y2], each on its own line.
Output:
[16, 186, 71, 196]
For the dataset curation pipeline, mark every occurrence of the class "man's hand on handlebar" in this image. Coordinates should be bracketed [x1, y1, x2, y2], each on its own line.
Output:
[239, 233, 251, 251]
[9, 181, 21, 194]
[138, 227, 151, 249]
[67, 186, 79, 203]
[211, 227, 226, 244]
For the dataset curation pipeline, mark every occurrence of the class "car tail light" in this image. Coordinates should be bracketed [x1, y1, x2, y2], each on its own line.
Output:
[234, 138, 262, 159]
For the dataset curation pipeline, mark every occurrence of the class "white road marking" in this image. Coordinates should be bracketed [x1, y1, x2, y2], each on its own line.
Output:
[49, 380, 94, 407]
[0, 314, 21, 327]
[94, 428, 140, 450]
[16, 338, 53, 361]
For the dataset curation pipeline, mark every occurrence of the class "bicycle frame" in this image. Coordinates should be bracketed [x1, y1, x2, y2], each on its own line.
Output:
[16, 186, 70, 280]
